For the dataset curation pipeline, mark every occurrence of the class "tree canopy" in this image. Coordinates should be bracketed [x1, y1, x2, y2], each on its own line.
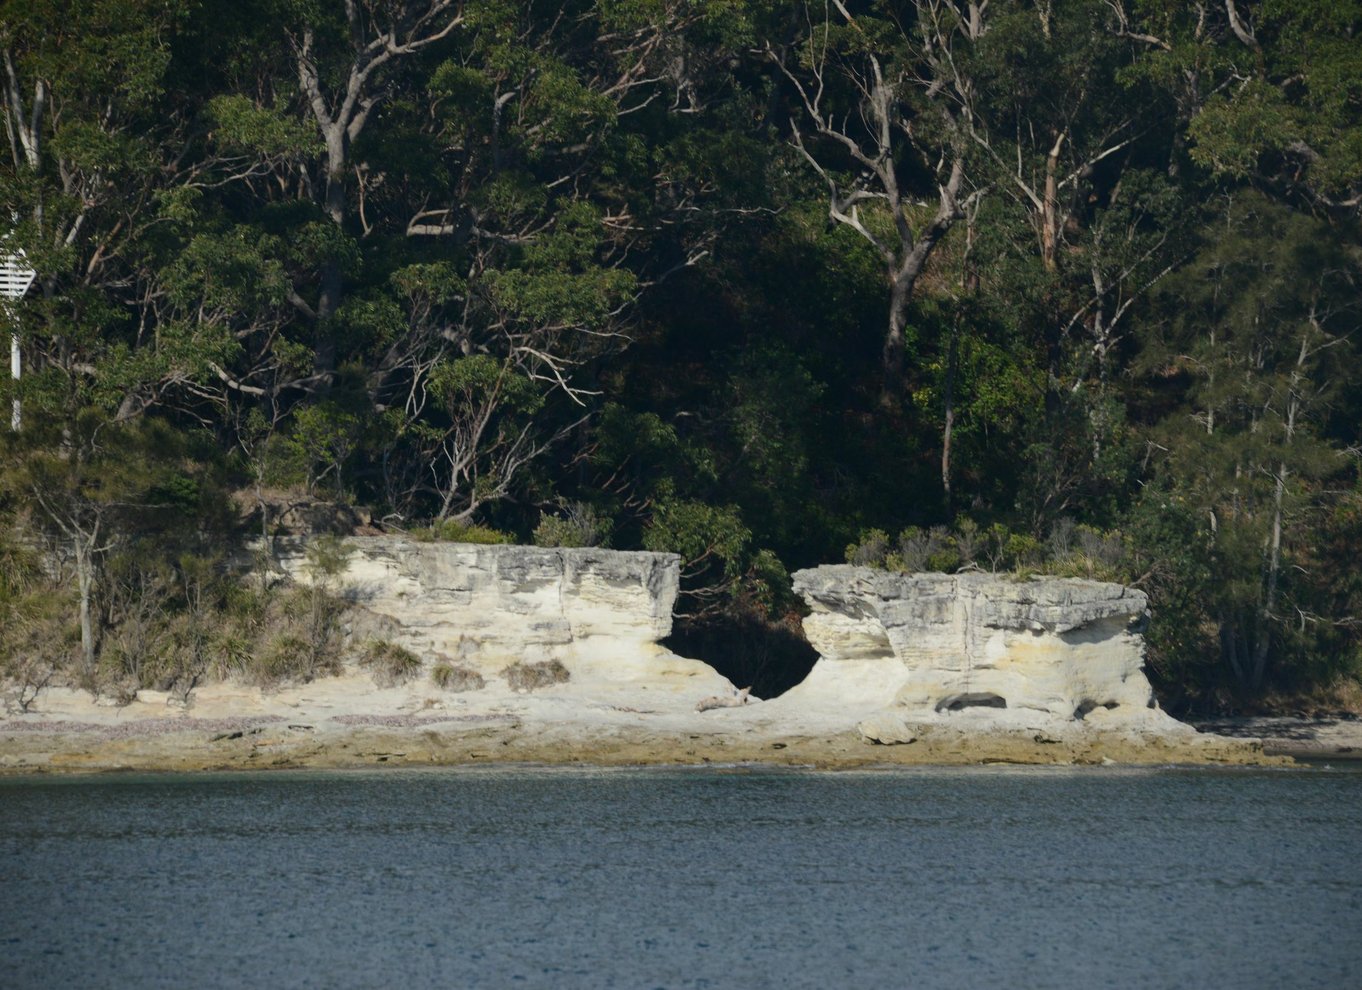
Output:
[2, 0, 1359, 711]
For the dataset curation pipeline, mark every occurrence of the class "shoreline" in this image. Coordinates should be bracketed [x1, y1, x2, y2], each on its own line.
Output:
[0, 723, 1288, 775]
[0, 684, 1298, 774]
[1189, 715, 1362, 762]
[5, 547, 1316, 776]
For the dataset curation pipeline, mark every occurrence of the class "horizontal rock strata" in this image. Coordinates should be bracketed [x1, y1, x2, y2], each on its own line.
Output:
[269, 537, 732, 690]
[0, 547, 1281, 772]
[788, 566, 1194, 745]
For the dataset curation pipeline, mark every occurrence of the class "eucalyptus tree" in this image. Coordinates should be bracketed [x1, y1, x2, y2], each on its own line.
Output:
[0, 0, 211, 424]
[1108, 0, 1361, 218]
[963, 1, 1157, 276]
[0, 0, 223, 671]
[171, 0, 739, 520]
[769, 1, 1185, 514]
[1136, 195, 1360, 694]
[770, 0, 989, 392]
[929, 0, 1199, 529]
[283, 0, 463, 373]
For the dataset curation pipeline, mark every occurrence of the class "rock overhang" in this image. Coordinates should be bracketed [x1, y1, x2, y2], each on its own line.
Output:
[789, 565, 1162, 728]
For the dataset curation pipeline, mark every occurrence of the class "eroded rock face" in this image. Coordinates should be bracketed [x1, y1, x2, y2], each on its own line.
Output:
[1, 548, 1278, 770]
[790, 567, 1160, 724]
[270, 538, 726, 688]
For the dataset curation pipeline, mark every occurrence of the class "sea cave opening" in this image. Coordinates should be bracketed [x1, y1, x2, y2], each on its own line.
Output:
[663, 611, 819, 700]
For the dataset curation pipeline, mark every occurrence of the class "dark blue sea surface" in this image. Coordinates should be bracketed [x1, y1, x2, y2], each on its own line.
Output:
[2, 765, 1359, 989]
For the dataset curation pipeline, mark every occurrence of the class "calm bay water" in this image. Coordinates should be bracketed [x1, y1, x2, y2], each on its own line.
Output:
[2, 765, 1360, 989]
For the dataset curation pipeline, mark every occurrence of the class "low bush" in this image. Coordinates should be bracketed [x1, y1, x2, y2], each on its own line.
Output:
[532, 501, 608, 548]
[1036, 524, 1128, 582]
[2, 653, 57, 713]
[253, 633, 318, 687]
[901, 525, 959, 572]
[0, 551, 356, 702]
[209, 632, 256, 681]
[431, 660, 486, 692]
[845, 528, 890, 567]
[843, 518, 1094, 577]
[0, 588, 68, 713]
[358, 640, 423, 686]
[411, 520, 514, 544]
[502, 659, 570, 692]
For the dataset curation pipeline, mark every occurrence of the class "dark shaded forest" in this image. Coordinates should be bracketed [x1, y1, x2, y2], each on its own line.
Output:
[1, 0, 1358, 712]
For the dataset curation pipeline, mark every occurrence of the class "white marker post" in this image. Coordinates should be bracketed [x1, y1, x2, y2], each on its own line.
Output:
[1, 243, 37, 431]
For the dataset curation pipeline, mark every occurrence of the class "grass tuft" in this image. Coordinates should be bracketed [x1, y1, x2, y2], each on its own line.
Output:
[431, 659, 486, 692]
[358, 639, 423, 687]
[502, 659, 570, 692]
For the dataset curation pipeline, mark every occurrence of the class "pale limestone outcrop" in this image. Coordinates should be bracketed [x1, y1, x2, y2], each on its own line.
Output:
[786, 566, 1185, 742]
[269, 537, 731, 691]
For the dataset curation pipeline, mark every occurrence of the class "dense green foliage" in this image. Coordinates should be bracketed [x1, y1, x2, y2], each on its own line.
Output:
[1, 0, 1358, 711]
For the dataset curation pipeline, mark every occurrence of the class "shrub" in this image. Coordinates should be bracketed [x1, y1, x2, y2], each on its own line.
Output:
[845, 528, 890, 567]
[358, 639, 423, 686]
[923, 532, 962, 572]
[1036, 524, 1128, 581]
[849, 526, 965, 573]
[644, 500, 749, 567]
[1076, 526, 1126, 569]
[0, 581, 68, 713]
[740, 548, 799, 617]
[0, 527, 364, 701]
[431, 660, 486, 692]
[2, 653, 57, 713]
[953, 518, 982, 567]
[532, 502, 607, 548]
[979, 523, 1042, 572]
[895, 525, 957, 572]
[246, 583, 346, 687]
[97, 635, 169, 695]
[1048, 517, 1077, 558]
[294, 540, 352, 675]
[1002, 532, 1042, 570]
[412, 520, 514, 544]
[502, 659, 570, 692]
[210, 632, 255, 681]
[254, 633, 316, 687]
[303, 534, 353, 581]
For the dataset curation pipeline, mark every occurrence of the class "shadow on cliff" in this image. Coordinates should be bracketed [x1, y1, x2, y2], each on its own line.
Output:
[664, 613, 819, 700]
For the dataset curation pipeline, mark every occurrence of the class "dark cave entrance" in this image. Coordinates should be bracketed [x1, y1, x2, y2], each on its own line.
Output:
[935, 692, 1008, 712]
[663, 612, 819, 700]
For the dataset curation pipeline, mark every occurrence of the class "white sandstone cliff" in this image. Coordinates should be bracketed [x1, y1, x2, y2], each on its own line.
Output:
[784, 566, 1193, 745]
[2, 545, 1276, 770]
[270, 537, 733, 692]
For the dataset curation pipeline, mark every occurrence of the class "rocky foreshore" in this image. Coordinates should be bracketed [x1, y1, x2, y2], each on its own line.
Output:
[0, 692, 1283, 773]
[0, 543, 1291, 773]
[1188, 715, 1362, 761]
